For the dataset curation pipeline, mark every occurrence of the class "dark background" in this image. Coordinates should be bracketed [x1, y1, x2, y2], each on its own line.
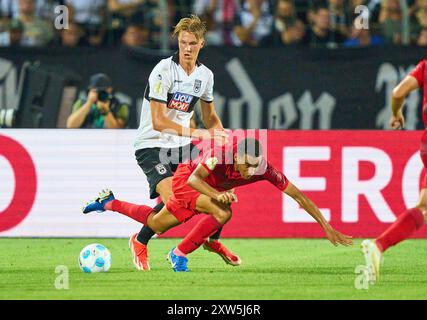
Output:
[1, 45, 426, 129]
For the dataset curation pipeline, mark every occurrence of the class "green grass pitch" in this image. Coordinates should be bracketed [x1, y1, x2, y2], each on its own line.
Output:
[1, 238, 427, 300]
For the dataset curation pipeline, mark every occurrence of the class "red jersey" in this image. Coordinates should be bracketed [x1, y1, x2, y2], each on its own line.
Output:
[167, 142, 289, 223]
[174, 142, 289, 193]
[409, 60, 427, 127]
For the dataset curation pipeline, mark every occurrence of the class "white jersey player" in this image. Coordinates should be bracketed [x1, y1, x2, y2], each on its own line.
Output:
[130, 15, 234, 270]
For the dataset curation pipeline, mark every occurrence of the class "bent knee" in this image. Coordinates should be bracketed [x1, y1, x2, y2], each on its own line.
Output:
[147, 217, 165, 234]
[212, 209, 232, 225]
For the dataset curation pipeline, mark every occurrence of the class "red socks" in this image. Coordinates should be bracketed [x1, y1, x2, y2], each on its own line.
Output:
[105, 200, 154, 225]
[376, 208, 425, 252]
[175, 215, 222, 256]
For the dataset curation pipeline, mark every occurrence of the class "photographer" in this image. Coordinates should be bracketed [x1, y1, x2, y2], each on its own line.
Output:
[66, 73, 129, 129]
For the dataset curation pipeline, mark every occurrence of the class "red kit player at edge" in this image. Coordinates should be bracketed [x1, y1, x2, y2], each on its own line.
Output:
[361, 59, 427, 283]
[89, 137, 353, 272]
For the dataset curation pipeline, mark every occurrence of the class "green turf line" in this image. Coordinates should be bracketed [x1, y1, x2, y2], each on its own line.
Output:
[1, 238, 426, 300]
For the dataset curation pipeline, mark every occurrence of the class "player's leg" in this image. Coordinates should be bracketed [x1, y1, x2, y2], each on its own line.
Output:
[168, 194, 233, 272]
[129, 205, 182, 271]
[82, 189, 161, 224]
[376, 188, 427, 252]
[362, 187, 427, 282]
[146, 205, 181, 234]
[156, 177, 173, 203]
[133, 144, 196, 246]
[82, 188, 165, 225]
[131, 178, 172, 247]
[133, 143, 226, 249]
[202, 226, 241, 266]
[127, 148, 175, 270]
[362, 138, 427, 283]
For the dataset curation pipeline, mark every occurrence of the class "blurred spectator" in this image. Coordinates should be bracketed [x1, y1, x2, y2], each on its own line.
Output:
[65, 0, 107, 46]
[17, 0, 54, 46]
[409, 0, 427, 16]
[108, 0, 144, 21]
[60, 22, 86, 46]
[232, 0, 274, 47]
[193, 0, 240, 46]
[141, 0, 176, 49]
[417, 27, 427, 46]
[349, 0, 367, 13]
[379, 0, 402, 44]
[306, 0, 325, 25]
[302, 5, 346, 47]
[261, 0, 305, 46]
[0, 19, 24, 46]
[66, 73, 129, 129]
[0, 0, 13, 32]
[0, 0, 51, 20]
[108, 0, 145, 45]
[410, 0, 427, 43]
[344, 24, 384, 47]
[121, 23, 149, 47]
[173, 0, 194, 22]
[328, 0, 349, 37]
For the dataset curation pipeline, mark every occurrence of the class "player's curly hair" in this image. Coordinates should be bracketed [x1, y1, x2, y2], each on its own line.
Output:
[237, 138, 263, 158]
[172, 14, 207, 41]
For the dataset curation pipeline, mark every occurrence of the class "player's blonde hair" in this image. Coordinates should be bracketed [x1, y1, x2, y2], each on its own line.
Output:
[173, 14, 207, 41]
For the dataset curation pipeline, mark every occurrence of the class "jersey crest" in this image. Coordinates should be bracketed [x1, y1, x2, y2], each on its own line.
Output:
[194, 79, 202, 93]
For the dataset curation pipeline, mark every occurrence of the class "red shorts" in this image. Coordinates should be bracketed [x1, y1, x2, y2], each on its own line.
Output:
[166, 166, 203, 223]
[420, 129, 427, 188]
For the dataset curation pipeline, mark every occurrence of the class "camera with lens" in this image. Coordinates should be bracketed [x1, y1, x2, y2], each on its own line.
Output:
[96, 89, 111, 102]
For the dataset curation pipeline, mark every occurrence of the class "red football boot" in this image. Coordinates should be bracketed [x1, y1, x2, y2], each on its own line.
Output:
[203, 240, 241, 266]
[129, 233, 151, 271]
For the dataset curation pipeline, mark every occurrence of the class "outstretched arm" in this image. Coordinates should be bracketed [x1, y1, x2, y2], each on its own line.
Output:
[284, 182, 353, 246]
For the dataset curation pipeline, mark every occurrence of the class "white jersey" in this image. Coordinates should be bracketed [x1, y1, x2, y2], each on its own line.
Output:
[134, 53, 214, 150]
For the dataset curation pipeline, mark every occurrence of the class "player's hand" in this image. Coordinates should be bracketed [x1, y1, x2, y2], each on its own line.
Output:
[216, 191, 238, 204]
[323, 225, 353, 247]
[88, 90, 98, 104]
[389, 111, 405, 130]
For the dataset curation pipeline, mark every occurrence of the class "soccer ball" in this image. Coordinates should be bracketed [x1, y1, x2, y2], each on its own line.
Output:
[78, 243, 112, 273]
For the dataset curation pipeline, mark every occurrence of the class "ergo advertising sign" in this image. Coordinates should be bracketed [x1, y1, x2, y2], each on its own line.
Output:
[0, 129, 426, 238]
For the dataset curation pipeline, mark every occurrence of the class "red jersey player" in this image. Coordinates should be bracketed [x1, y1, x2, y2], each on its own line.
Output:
[86, 137, 352, 272]
[133, 137, 352, 272]
[361, 60, 427, 283]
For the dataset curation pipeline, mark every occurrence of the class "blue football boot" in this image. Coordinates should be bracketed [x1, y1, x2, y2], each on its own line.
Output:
[82, 189, 115, 214]
[167, 247, 189, 272]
